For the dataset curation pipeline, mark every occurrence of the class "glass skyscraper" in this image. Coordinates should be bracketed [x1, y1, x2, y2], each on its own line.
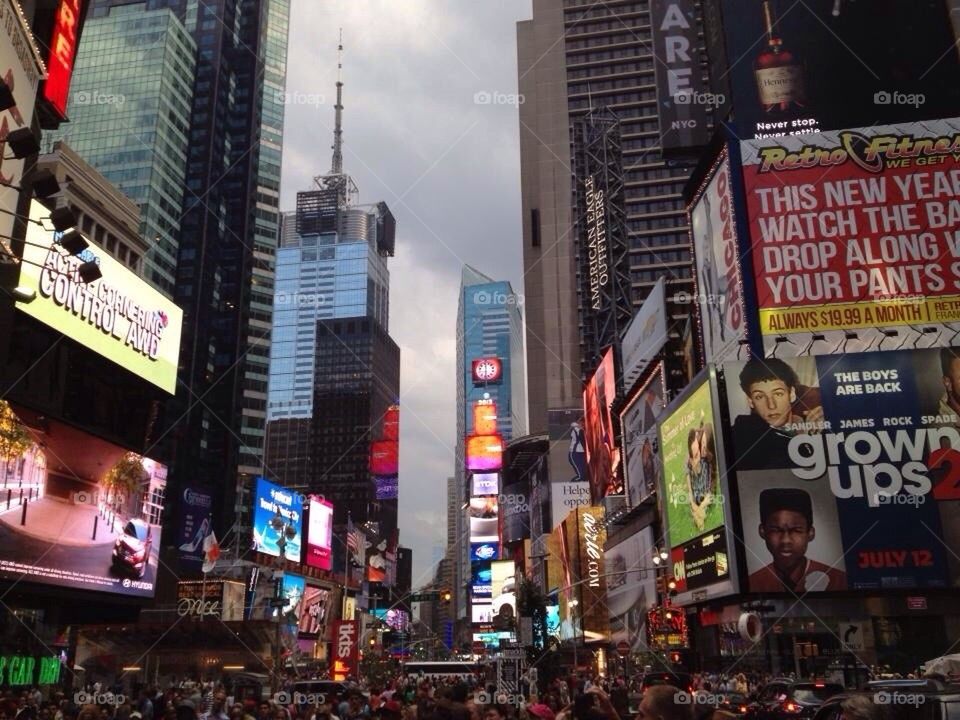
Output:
[44, 4, 196, 295]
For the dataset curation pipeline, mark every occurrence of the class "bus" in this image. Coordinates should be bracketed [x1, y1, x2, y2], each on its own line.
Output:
[401, 660, 487, 682]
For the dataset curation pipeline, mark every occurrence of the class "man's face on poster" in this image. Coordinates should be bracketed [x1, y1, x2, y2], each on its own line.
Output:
[943, 356, 960, 409]
[759, 509, 814, 570]
[747, 379, 796, 428]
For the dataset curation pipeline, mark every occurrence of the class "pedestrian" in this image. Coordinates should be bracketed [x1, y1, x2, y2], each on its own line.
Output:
[636, 686, 692, 720]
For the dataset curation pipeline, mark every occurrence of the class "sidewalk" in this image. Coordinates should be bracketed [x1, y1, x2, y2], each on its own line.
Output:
[0, 496, 120, 547]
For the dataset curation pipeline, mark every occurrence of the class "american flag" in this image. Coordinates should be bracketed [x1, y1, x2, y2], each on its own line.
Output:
[346, 517, 365, 566]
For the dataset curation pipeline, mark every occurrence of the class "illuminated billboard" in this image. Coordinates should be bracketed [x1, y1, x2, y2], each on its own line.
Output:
[298, 585, 332, 637]
[369, 440, 398, 476]
[471, 472, 499, 497]
[490, 560, 516, 632]
[620, 366, 666, 507]
[470, 542, 498, 563]
[472, 357, 503, 385]
[17, 200, 184, 394]
[0, 408, 166, 599]
[606, 527, 656, 650]
[252, 477, 303, 563]
[724, 349, 960, 591]
[466, 434, 503, 472]
[305, 496, 333, 570]
[42, 0, 90, 119]
[583, 348, 620, 502]
[176, 486, 213, 571]
[468, 497, 498, 542]
[472, 400, 499, 436]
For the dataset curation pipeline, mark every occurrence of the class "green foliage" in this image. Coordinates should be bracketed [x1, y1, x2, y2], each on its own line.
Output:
[0, 401, 33, 462]
[104, 453, 147, 499]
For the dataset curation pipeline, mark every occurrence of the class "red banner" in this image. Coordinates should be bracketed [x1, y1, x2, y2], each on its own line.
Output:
[331, 620, 358, 681]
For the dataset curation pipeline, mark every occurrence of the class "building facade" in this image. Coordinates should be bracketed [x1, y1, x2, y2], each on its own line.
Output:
[43, 3, 196, 295]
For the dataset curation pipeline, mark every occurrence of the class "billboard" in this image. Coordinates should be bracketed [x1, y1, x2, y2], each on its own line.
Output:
[374, 476, 398, 501]
[176, 580, 245, 621]
[280, 573, 306, 627]
[490, 560, 516, 632]
[305, 496, 333, 571]
[649, 0, 712, 156]
[252, 477, 303, 563]
[42, 0, 89, 119]
[472, 357, 503, 385]
[470, 542, 498, 563]
[584, 348, 621, 502]
[621, 278, 669, 388]
[17, 201, 185, 394]
[0, 412, 166, 599]
[468, 497, 499, 542]
[576, 507, 609, 642]
[606, 526, 657, 650]
[466, 434, 503, 472]
[501, 482, 530, 543]
[471, 472, 499, 497]
[724, 349, 960, 591]
[0, 0, 44, 244]
[472, 400, 499, 436]
[689, 151, 746, 363]
[741, 118, 960, 356]
[369, 440, 398, 476]
[332, 620, 358, 681]
[298, 585, 332, 637]
[177, 486, 213, 570]
[710, 0, 960, 141]
[659, 374, 735, 603]
[620, 365, 667, 507]
[550, 481, 590, 532]
[471, 563, 493, 597]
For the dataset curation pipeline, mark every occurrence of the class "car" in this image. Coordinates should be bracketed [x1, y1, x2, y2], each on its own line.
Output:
[112, 518, 153, 578]
[641, 671, 695, 694]
[746, 679, 845, 720]
[812, 679, 960, 720]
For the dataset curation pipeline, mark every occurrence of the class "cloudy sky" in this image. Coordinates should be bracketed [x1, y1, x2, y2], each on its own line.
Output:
[280, 1, 533, 585]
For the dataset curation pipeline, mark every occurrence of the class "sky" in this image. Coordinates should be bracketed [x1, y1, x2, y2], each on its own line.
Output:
[279, 0, 534, 585]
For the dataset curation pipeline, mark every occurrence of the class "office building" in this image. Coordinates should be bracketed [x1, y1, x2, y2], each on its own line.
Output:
[517, 0, 697, 426]
[43, 3, 196, 295]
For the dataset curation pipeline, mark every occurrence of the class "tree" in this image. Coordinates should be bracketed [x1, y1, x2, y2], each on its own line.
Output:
[0, 401, 33, 465]
[103, 453, 147, 508]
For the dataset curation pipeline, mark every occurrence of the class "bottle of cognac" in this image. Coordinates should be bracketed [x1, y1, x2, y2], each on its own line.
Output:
[754, 0, 806, 111]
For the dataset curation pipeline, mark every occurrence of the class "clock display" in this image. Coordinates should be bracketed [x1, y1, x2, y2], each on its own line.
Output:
[472, 357, 502, 384]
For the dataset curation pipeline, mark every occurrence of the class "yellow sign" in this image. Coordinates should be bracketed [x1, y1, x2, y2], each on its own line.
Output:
[759, 295, 960, 334]
[17, 200, 183, 394]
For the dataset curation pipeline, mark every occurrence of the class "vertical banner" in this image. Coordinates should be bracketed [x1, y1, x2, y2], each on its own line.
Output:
[177, 486, 213, 570]
[620, 366, 667, 507]
[584, 349, 621, 502]
[332, 620, 358, 681]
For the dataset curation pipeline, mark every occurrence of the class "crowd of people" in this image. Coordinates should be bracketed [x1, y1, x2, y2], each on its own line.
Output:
[0, 665, 942, 720]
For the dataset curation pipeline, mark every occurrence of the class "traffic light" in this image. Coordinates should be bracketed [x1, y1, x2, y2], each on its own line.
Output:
[669, 651, 682, 664]
[667, 578, 677, 593]
[441, 589, 452, 604]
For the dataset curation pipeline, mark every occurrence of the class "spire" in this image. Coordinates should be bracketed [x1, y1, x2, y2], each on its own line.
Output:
[331, 28, 344, 175]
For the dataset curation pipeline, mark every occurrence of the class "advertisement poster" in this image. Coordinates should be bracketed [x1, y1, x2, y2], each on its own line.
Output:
[298, 585, 332, 637]
[469, 497, 498, 542]
[332, 620, 358, 681]
[742, 119, 960, 356]
[280, 573, 306, 628]
[606, 527, 656, 650]
[724, 348, 960, 591]
[548, 409, 588, 497]
[659, 375, 733, 602]
[471, 472, 499, 497]
[490, 560, 516, 632]
[305, 496, 333, 571]
[550, 481, 590, 532]
[472, 563, 493, 597]
[177, 486, 213, 570]
[501, 481, 530, 543]
[584, 348, 621, 502]
[621, 278, 669, 387]
[17, 200, 184, 394]
[252, 477, 303, 563]
[470, 542, 498, 563]
[576, 507, 609, 642]
[689, 152, 746, 363]
[714, 0, 960, 140]
[0, 412, 166, 599]
[620, 366, 667, 507]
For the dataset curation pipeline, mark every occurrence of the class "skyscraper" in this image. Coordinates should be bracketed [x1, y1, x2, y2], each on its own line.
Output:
[264, 41, 399, 536]
[43, 3, 196, 295]
[518, 0, 697, 425]
[455, 266, 526, 633]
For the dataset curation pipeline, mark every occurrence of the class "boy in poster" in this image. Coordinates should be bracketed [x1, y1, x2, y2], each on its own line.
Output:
[748, 488, 846, 592]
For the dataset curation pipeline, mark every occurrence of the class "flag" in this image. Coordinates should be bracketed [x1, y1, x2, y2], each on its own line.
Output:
[202, 530, 220, 573]
[346, 517, 365, 567]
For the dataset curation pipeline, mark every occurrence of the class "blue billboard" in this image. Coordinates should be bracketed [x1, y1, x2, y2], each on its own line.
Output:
[252, 477, 303, 563]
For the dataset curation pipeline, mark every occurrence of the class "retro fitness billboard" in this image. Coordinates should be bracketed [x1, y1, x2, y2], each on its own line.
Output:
[584, 348, 621, 502]
[620, 364, 667, 507]
[742, 118, 960, 356]
[689, 149, 747, 363]
[18, 200, 184, 394]
[724, 348, 960, 591]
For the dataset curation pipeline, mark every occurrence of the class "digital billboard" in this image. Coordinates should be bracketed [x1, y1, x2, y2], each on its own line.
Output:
[305, 496, 333, 570]
[472, 357, 503, 385]
[689, 150, 747, 363]
[252, 477, 303, 563]
[471, 472, 499, 497]
[468, 497, 498, 542]
[280, 573, 305, 627]
[372, 607, 409, 631]
[332, 620, 358, 681]
[659, 374, 735, 604]
[620, 366, 667, 507]
[177, 486, 213, 571]
[375, 476, 398, 501]
[501, 482, 530, 543]
[466, 434, 503, 472]
[17, 200, 184, 394]
[606, 527, 656, 651]
[470, 542, 498, 563]
[575, 507, 609, 642]
[708, 0, 960, 140]
[583, 348, 620, 502]
[490, 560, 516, 632]
[724, 349, 960, 591]
[621, 278, 668, 388]
[741, 118, 960, 356]
[472, 400, 499, 436]
[0, 410, 166, 599]
[298, 585, 332, 637]
[471, 563, 493, 597]
[369, 440, 398, 476]
[42, 0, 89, 119]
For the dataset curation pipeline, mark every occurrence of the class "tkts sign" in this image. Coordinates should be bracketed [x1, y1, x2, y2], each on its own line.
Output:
[332, 620, 358, 681]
